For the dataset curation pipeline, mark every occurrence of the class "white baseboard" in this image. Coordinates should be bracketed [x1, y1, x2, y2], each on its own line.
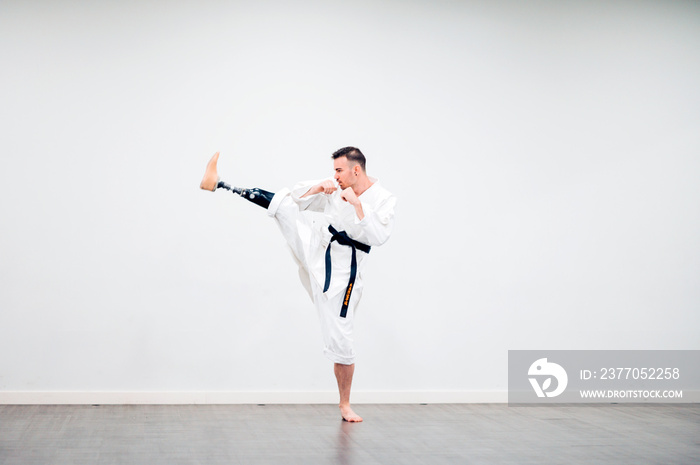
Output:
[2, 390, 696, 405]
[0, 391, 507, 405]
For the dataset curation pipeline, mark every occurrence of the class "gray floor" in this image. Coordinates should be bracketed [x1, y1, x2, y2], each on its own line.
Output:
[1, 404, 698, 465]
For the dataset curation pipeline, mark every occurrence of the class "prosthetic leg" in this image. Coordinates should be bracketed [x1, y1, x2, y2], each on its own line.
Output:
[199, 152, 275, 209]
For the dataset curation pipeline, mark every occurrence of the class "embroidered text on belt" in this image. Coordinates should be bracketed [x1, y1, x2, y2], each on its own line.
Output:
[323, 225, 371, 318]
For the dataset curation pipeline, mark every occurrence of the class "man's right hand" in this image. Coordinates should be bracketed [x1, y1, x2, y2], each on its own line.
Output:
[303, 180, 337, 197]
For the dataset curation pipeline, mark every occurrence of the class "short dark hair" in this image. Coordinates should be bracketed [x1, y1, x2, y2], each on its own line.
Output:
[331, 146, 366, 172]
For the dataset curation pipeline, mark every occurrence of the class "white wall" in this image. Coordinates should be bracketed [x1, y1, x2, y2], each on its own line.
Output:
[1, 0, 698, 402]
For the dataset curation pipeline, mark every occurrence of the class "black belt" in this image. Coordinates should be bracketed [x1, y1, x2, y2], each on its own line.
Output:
[323, 225, 371, 318]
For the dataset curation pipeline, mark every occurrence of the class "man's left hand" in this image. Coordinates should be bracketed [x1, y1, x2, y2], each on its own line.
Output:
[340, 187, 360, 206]
[341, 187, 365, 220]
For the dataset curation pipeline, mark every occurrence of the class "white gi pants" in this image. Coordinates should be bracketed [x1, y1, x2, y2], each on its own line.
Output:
[267, 189, 361, 365]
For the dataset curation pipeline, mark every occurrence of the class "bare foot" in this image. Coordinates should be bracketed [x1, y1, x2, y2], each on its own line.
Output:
[200, 152, 220, 191]
[340, 404, 363, 422]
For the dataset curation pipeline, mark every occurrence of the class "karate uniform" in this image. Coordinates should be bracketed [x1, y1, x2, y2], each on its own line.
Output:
[267, 178, 396, 365]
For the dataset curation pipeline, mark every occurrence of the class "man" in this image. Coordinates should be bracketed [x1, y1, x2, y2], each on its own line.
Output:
[199, 147, 396, 422]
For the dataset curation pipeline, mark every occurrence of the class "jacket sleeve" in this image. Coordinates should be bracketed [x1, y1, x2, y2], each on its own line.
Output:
[354, 194, 397, 246]
[290, 179, 332, 212]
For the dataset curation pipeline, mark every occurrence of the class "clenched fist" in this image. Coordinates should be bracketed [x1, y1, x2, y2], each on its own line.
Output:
[340, 187, 360, 206]
[309, 180, 338, 196]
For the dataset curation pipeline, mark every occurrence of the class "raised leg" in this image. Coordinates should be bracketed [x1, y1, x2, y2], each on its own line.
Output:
[199, 152, 274, 209]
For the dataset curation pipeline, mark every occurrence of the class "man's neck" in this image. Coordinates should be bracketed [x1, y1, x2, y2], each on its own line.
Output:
[352, 175, 373, 197]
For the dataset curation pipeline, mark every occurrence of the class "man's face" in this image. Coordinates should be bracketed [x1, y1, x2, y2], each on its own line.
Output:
[334, 156, 357, 190]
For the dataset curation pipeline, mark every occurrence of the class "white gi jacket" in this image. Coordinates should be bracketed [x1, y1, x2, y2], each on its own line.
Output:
[269, 177, 397, 302]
